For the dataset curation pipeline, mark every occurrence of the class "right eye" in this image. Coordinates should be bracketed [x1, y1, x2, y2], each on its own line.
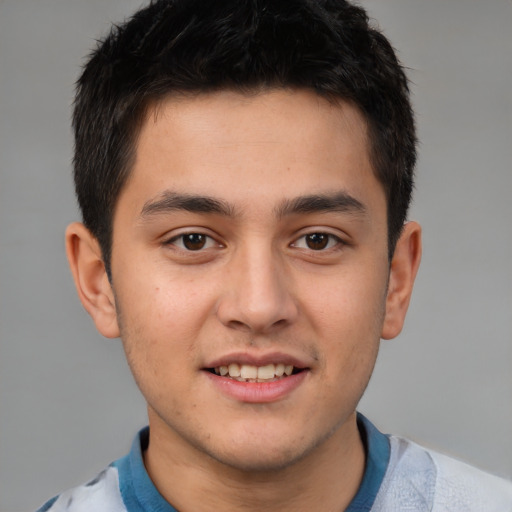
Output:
[165, 233, 218, 251]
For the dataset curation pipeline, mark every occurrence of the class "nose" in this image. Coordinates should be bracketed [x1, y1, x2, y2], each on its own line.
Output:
[216, 244, 299, 334]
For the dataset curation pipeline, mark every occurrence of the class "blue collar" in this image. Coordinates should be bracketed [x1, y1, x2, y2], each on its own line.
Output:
[345, 414, 390, 511]
[114, 427, 177, 512]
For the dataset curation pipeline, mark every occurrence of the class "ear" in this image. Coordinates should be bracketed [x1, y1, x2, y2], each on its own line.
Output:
[65, 222, 120, 338]
[381, 221, 422, 340]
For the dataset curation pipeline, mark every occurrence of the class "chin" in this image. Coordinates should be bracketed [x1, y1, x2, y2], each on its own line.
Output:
[208, 444, 309, 474]
[200, 424, 331, 474]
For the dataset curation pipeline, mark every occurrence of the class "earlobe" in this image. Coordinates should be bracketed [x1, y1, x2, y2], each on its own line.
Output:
[381, 221, 422, 340]
[65, 222, 120, 338]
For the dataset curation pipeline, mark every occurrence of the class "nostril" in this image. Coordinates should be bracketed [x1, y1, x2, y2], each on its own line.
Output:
[227, 320, 251, 332]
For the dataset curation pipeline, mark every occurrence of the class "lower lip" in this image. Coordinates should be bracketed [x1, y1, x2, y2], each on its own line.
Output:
[204, 370, 309, 403]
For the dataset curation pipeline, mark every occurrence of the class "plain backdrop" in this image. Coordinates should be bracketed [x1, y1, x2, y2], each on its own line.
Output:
[1, 1, 511, 510]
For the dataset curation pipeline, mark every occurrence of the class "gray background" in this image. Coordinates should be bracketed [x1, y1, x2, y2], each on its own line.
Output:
[1, 1, 511, 510]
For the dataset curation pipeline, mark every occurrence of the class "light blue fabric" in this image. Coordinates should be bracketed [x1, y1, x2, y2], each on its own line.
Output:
[34, 465, 126, 511]
[36, 414, 512, 511]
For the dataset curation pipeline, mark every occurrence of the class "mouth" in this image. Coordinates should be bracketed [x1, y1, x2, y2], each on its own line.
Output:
[203, 356, 310, 402]
[207, 363, 305, 383]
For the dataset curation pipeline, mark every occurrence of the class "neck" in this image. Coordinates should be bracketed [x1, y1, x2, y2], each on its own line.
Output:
[144, 411, 366, 512]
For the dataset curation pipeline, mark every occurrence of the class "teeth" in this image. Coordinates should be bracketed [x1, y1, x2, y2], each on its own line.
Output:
[228, 363, 241, 377]
[240, 364, 258, 379]
[275, 363, 285, 377]
[214, 363, 298, 381]
[257, 364, 275, 380]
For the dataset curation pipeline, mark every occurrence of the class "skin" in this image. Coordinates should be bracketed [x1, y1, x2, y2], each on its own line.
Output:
[66, 89, 421, 512]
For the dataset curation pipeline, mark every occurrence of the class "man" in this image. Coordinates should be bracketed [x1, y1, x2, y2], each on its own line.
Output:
[37, 0, 512, 510]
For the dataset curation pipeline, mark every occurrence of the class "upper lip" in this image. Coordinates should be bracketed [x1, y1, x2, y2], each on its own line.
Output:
[204, 351, 311, 370]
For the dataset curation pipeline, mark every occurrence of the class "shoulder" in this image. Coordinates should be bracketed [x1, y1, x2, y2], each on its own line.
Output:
[373, 435, 512, 512]
[35, 465, 127, 512]
[428, 446, 512, 511]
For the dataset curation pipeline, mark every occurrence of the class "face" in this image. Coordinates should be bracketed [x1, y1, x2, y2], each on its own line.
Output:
[109, 89, 391, 471]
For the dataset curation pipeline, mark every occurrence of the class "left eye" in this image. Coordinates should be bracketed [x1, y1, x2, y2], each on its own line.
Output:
[168, 233, 217, 251]
[292, 233, 341, 251]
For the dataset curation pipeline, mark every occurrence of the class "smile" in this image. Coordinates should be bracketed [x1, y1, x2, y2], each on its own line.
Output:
[212, 363, 298, 382]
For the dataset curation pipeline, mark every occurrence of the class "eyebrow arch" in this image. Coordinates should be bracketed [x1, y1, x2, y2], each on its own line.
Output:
[140, 191, 235, 218]
[276, 191, 367, 218]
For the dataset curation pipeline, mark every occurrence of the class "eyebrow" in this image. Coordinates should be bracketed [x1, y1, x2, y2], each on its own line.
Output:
[275, 192, 367, 218]
[140, 191, 235, 218]
[139, 190, 367, 220]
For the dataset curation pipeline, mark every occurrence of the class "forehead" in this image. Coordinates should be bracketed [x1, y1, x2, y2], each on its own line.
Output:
[121, 89, 384, 219]
[142, 89, 370, 161]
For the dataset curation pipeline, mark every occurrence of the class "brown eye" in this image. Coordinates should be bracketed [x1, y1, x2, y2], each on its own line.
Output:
[292, 232, 342, 251]
[305, 233, 329, 250]
[182, 233, 207, 250]
[167, 233, 217, 251]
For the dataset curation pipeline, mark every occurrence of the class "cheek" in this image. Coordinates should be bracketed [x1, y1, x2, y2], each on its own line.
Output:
[116, 291, 195, 411]
[114, 278, 203, 375]
[306, 268, 388, 337]
[116, 264, 213, 330]
[300, 265, 387, 377]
